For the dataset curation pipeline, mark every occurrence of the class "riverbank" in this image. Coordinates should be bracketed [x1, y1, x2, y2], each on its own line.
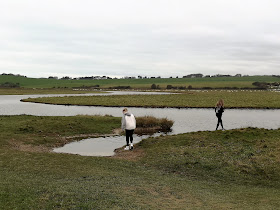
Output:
[1, 115, 280, 208]
[22, 90, 280, 109]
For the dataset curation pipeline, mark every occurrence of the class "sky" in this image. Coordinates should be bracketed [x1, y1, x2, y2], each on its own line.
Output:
[1, 0, 280, 78]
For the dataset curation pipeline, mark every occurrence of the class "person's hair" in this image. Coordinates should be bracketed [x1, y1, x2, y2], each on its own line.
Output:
[216, 99, 224, 107]
[123, 108, 128, 112]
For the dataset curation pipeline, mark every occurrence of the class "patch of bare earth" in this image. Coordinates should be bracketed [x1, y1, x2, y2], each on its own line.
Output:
[111, 146, 146, 161]
[9, 139, 49, 153]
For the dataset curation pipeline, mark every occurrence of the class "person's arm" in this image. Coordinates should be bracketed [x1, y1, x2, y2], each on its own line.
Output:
[133, 115, 136, 128]
[121, 115, 126, 130]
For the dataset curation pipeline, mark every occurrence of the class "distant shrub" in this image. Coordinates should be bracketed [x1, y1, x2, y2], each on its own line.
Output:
[151, 84, 157, 89]
[252, 82, 269, 89]
[0, 82, 20, 88]
[166, 85, 186, 90]
[178, 86, 186, 90]
[78, 85, 100, 89]
[166, 85, 173, 89]
[109, 86, 130, 89]
[151, 84, 160, 89]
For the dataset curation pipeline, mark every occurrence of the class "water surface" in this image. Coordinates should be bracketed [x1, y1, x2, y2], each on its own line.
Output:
[1, 91, 279, 156]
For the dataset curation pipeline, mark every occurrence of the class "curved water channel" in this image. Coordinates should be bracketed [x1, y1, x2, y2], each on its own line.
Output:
[1, 91, 280, 156]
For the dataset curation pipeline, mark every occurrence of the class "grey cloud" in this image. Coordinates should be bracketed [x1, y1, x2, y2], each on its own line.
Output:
[2, 1, 280, 77]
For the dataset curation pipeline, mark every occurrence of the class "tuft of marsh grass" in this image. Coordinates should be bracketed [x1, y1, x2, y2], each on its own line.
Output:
[134, 116, 174, 134]
[136, 116, 173, 129]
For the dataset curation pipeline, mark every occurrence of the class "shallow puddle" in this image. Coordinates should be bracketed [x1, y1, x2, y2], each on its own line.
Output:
[53, 134, 160, 156]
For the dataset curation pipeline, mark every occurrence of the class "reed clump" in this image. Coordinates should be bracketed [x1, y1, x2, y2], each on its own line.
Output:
[135, 116, 174, 134]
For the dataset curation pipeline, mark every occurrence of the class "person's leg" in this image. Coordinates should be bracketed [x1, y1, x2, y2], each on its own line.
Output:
[127, 129, 134, 150]
[129, 130, 134, 144]
[216, 117, 220, 130]
[216, 116, 222, 130]
[220, 118, 224, 129]
[125, 130, 130, 146]
[215, 114, 219, 130]
[124, 130, 130, 150]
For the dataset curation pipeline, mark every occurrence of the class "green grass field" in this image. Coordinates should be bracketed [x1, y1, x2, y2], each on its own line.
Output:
[23, 90, 280, 109]
[1, 74, 280, 89]
[1, 115, 280, 209]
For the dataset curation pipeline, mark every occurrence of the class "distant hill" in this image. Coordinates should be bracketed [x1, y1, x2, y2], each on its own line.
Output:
[0, 74, 279, 89]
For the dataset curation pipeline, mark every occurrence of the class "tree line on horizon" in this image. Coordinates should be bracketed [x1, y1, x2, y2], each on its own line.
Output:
[1, 73, 280, 81]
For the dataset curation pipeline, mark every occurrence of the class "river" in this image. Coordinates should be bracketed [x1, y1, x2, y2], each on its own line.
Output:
[1, 91, 280, 156]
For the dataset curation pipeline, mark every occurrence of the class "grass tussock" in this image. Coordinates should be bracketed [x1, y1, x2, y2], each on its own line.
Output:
[136, 116, 174, 133]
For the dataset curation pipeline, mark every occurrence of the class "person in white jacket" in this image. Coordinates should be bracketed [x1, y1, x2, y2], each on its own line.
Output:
[121, 108, 136, 150]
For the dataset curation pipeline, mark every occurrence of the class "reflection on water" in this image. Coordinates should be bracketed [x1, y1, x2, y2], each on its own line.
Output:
[1, 91, 280, 156]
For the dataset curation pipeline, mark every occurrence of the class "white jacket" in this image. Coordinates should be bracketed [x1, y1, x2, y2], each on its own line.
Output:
[121, 112, 136, 130]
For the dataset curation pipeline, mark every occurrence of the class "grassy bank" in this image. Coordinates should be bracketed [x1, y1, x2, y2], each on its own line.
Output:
[23, 90, 280, 109]
[1, 115, 280, 208]
[137, 128, 280, 187]
[1, 75, 280, 89]
[0, 115, 120, 150]
[0, 115, 173, 150]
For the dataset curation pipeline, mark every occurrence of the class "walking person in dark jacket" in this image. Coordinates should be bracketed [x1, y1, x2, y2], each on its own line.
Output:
[215, 99, 225, 130]
[121, 108, 136, 150]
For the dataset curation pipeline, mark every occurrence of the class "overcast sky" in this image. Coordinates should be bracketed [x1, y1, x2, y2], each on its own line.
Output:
[1, 0, 280, 78]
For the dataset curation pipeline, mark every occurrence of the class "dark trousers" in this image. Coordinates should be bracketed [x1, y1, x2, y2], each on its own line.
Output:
[216, 114, 224, 130]
[125, 129, 134, 146]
